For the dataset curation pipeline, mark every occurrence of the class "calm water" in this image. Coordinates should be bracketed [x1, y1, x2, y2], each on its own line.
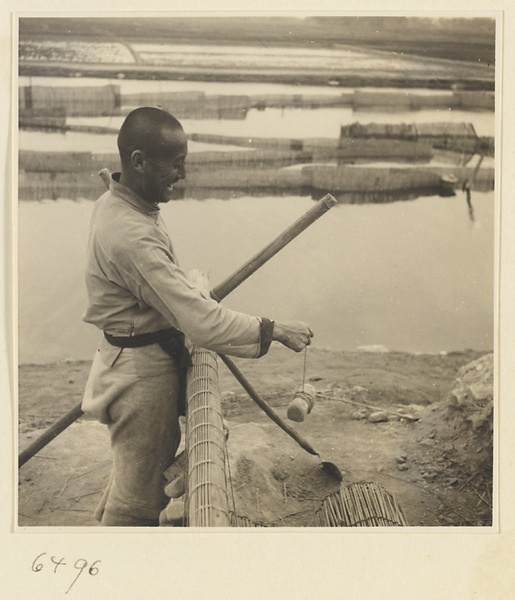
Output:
[18, 192, 494, 364]
[17, 76, 496, 363]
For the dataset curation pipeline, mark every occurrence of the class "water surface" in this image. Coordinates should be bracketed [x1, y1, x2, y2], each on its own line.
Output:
[18, 192, 494, 364]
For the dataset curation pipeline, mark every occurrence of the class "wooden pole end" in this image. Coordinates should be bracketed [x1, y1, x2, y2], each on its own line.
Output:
[320, 193, 337, 208]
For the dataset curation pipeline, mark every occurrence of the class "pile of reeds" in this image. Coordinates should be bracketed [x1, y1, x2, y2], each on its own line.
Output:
[19, 85, 121, 116]
[305, 165, 443, 192]
[19, 107, 67, 130]
[316, 481, 408, 527]
[185, 271, 231, 529]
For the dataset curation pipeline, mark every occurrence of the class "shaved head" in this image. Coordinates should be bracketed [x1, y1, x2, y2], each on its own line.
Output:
[117, 107, 188, 204]
[118, 107, 184, 163]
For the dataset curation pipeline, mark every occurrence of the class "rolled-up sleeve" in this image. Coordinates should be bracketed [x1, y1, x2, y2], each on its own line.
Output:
[113, 226, 263, 358]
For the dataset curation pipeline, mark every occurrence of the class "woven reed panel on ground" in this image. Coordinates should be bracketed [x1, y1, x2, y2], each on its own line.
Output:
[229, 513, 268, 527]
[316, 481, 408, 527]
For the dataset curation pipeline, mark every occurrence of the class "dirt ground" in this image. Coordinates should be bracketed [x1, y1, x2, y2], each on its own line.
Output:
[17, 345, 493, 528]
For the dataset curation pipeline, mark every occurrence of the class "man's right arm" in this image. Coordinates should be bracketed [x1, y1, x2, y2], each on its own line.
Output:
[272, 320, 314, 352]
[114, 232, 314, 357]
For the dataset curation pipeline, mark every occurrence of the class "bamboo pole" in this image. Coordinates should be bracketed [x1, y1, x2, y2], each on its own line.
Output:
[210, 193, 337, 301]
[18, 403, 84, 468]
[19, 183, 336, 467]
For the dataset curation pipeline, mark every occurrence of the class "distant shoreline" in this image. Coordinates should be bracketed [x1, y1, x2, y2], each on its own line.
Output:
[18, 15, 496, 66]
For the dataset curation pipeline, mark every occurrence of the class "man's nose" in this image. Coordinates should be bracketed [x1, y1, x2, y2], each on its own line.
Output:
[177, 164, 186, 179]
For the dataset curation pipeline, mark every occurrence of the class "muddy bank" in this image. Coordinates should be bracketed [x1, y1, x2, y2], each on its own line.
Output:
[18, 346, 492, 527]
[18, 58, 496, 90]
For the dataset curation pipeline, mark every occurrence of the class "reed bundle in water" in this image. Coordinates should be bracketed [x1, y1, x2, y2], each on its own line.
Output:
[316, 482, 408, 527]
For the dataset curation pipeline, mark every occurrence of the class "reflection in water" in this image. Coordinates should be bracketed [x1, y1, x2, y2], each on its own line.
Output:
[463, 184, 475, 222]
[17, 75, 495, 363]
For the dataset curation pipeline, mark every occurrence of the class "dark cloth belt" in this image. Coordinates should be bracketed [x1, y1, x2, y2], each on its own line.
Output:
[104, 328, 192, 416]
[104, 327, 182, 348]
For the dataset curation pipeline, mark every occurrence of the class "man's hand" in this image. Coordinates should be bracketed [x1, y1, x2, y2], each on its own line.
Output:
[272, 320, 314, 352]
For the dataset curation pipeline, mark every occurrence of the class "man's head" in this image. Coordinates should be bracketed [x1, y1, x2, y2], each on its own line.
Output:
[117, 107, 188, 204]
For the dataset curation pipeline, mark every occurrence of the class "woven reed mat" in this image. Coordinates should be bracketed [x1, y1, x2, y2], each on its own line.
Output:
[316, 481, 408, 527]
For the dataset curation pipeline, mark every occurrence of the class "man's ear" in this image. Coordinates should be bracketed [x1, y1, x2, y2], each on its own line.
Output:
[130, 150, 145, 172]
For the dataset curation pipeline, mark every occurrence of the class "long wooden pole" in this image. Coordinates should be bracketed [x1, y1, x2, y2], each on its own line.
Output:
[18, 169, 337, 467]
[18, 403, 84, 468]
[210, 193, 336, 301]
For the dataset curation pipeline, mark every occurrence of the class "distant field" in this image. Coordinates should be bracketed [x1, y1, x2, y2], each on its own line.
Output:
[18, 16, 496, 65]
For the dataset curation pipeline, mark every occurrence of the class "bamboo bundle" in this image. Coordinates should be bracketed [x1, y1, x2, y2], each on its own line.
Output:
[316, 481, 408, 527]
[249, 93, 298, 108]
[18, 171, 105, 201]
[341, 121, 478, 141]
[205, 95, 250, 110]
[186, 271, 230, 527]
[189, 132, 256, 147]
[189, 132, 304, 151]
[334, 189, 425, 205]
[303, 138, 340, 150]
[353, 90, 412, 110]
[337, 139, 432, 161]
[188, 149, 313, 169]
[416, 121, 477, 139]
[19, 85, 31, 109]
[424, 166, 495, 190]
[351, 90, 493, 112]
[123, 92, 251, 120]
[409, 93, 459, 109]
[299, 93, 354, 108]
[19, 150, 94, 173]
[122, 90, 206, 107]
[19, 107, 67, 130]
[249, 93, 354, 109]
[91, 154, 121, 174]
[340, 122, 419, 140]
[454, 91, 495, 110]
[21, 85, 120, 116]
[182, 168, 307, 189]
[304, 165, 442, 192]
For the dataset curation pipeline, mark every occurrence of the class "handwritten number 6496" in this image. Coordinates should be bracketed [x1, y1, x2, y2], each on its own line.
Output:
[31, 553, 101, 594]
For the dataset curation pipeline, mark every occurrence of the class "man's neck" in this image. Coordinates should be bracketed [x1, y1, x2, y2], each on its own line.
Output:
[116, 171, 158, 210]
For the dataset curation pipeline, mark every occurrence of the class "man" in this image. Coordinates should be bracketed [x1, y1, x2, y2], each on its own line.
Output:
[82, 107, 313, 526]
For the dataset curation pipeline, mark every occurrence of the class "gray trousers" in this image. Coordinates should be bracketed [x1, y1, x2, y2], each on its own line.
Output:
[83, 338, 181, 526]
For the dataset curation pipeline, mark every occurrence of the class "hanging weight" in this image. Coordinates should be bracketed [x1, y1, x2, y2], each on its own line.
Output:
[287, 383, 317, 422]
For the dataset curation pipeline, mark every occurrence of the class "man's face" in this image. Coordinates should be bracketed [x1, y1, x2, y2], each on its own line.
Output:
[142, 128, 188, 204]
